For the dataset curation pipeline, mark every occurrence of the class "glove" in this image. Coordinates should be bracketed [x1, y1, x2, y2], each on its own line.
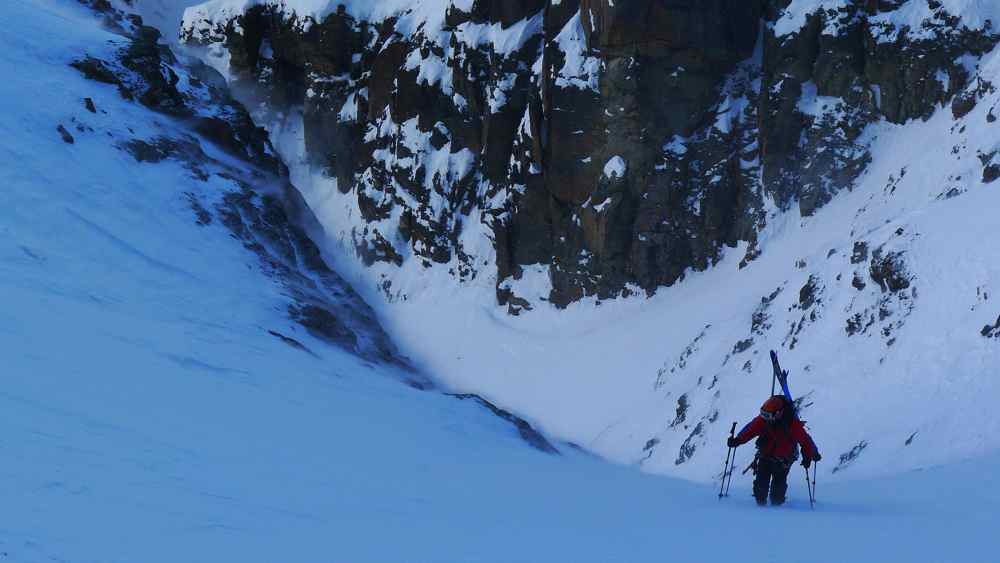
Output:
[801, 458, 811, 469]
[727, 437, 739, 448]
[814, 452, 822, 462]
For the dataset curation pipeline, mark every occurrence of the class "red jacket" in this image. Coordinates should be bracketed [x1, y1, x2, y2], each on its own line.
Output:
[734, 416, 819, 461]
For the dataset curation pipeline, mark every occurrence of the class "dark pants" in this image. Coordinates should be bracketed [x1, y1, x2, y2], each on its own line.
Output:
[754, 457, 791, 505]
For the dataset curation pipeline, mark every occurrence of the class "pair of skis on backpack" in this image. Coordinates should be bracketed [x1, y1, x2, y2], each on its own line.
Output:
[718, 350, 818, 509]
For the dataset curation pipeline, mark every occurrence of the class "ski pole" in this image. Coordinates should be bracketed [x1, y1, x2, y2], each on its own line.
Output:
[724, 449, 737, 497]
[723, 427, 739, 497]
[727, 422, 741, 496]
[812, 461, 819, 510]
[718, 423, 735, 498]
[718, 422, 737, 498]
[804, 463, 815, 510]
[718, 450, 731, 499]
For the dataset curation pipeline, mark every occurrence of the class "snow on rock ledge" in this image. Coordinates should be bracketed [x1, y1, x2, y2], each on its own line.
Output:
[602, 155, 625, 179]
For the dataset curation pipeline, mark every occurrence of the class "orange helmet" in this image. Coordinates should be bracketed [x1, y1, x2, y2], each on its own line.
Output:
[760, 396, 786, 422]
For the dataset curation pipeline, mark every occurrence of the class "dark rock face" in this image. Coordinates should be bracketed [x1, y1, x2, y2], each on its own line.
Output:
[57, 124, 75, 144]
[182, 0, 997, 309]
[869, 249, 911, 293]
[833, 440, 868, 473]
[983, 315, 1000, 338]
[71, 28, 284, 176]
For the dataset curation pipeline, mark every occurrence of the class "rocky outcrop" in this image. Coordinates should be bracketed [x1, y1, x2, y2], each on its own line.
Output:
[181, 0, 999, 309]
[449, 393, 560, 453]
[71, 1, 408, 370]
[983, 315, 1000, 338]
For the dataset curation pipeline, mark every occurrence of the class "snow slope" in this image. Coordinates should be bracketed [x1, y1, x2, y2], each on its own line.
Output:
[3, 1, 1000, 562]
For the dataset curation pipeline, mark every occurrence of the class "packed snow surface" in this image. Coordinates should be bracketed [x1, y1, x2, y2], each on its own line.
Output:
[3, 1, 1000, 561]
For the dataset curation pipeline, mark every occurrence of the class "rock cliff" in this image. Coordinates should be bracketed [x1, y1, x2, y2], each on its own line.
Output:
[181, 0, 998, 310]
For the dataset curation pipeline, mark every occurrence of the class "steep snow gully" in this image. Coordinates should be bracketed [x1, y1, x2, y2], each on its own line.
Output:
[0, 1, 998, 562]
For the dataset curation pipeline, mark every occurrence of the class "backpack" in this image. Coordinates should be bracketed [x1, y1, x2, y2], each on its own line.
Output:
[754, 396, 800, 462]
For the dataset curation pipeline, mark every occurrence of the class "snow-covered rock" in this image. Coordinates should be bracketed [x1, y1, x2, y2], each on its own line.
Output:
[602, 155, 625, 179]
